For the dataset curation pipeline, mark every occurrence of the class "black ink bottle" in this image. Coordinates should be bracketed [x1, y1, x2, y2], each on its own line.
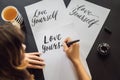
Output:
[97, 43, 111, 56]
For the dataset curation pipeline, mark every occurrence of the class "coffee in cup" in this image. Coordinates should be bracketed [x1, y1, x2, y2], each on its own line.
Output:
[1, 6, 23, 28]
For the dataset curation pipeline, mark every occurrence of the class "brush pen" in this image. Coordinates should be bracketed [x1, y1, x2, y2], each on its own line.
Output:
[66, 40, 80, 47]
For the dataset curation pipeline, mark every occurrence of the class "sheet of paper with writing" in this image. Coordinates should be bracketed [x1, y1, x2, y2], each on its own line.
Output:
[67, 0, 110, 58]
[25, 0, 69, 31]
[35, 23, 90, 80]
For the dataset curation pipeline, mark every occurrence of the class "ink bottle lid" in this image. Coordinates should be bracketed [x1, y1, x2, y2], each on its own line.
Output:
[97, 43, 110, 56]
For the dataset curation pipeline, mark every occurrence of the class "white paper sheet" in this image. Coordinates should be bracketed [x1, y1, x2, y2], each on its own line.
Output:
[67, 0, 110, 58]
[25, 0, 69, 31]
[35, 23, 90, 80]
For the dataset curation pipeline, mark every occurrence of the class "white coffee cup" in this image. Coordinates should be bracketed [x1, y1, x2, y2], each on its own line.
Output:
[1, 6, 23, 28]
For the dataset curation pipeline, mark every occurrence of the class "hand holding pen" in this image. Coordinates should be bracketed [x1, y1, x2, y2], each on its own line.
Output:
[66, 40, 80, 47]
[63, 37, 80, 63]
[63, 37, 91, 80]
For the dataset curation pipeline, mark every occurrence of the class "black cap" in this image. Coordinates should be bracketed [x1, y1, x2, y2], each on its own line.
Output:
[97, 43, 111, 56]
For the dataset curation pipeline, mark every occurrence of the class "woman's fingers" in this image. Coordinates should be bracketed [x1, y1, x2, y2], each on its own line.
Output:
[26, 57, 45, 69]
[28, 59, 45, 65]
[28, 54, 44, 61]
[27, 63, 45, 69]
[27, 52, 41, 56]
[25, 52, 45, 69]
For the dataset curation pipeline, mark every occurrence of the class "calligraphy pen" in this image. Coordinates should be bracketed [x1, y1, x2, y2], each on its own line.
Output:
[66, 40, 80, 47]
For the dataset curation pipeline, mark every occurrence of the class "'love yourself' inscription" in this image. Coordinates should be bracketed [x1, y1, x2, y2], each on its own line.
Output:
[69, 5, 99, 28]
[31, 9, 58, 26]
[42, 34, 62, 53]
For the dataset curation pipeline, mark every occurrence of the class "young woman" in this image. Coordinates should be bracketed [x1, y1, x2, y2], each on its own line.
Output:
[0, 22, 90, 80]
[0, 23, 34, 80]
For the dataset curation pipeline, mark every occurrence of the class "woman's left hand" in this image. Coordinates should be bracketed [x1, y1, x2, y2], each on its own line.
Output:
[25, 52, 45, 69]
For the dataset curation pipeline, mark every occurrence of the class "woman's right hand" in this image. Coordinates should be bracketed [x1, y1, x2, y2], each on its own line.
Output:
[63, 37, 80, 64]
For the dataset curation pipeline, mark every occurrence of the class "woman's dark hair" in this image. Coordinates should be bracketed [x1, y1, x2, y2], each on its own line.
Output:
[0, 22, 33, 80]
